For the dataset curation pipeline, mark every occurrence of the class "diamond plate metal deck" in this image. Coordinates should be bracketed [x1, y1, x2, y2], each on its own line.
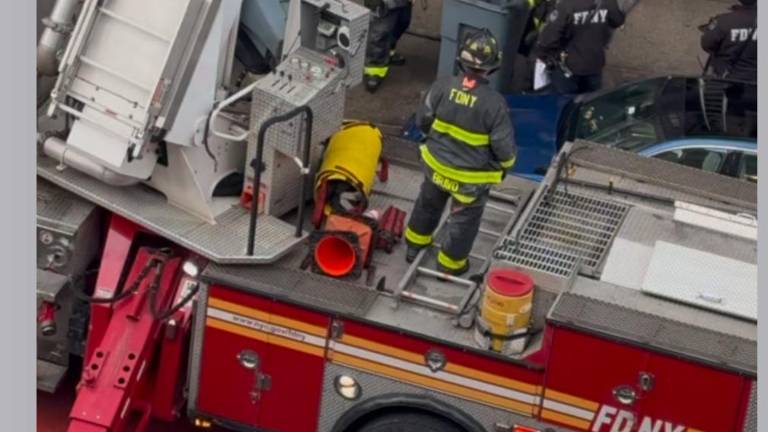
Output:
[37, 178, 96, 232]
[201, 262, 379, 318]
[548, 292, 756, 376]
[37, 156, 305, 264]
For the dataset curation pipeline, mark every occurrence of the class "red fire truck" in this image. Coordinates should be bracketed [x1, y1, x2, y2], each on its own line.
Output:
[36, 1, 756, 431]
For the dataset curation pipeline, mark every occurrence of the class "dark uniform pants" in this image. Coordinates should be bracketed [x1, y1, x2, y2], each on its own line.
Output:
[701, 71, 757, 137]
[550, 69, 602, 94]
[365, 3, 412, 77]
[405, 176, 489, 271]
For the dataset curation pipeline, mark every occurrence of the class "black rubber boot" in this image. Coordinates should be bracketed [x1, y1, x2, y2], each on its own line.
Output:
[389, 51, 406, 66]
[365, 75, 384, 93]
[405, 245, 424, 263]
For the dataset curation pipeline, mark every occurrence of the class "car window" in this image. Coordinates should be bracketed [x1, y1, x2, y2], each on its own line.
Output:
[738, 152, 758, 183]
[573, 79, 664, 152]
[652, 148, 727, 173]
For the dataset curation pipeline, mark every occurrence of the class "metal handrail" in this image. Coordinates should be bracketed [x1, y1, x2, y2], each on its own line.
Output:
[209, 82, 258, 142]
[246, 105, 313, 255]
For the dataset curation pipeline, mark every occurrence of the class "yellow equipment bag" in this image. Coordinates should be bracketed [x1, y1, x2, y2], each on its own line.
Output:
[313, 121, 384, 227]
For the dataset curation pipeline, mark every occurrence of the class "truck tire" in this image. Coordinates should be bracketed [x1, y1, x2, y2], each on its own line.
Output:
[354, 411, 465, 432]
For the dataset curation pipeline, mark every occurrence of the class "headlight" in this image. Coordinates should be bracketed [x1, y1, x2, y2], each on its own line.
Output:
[334, 375, 361, 400]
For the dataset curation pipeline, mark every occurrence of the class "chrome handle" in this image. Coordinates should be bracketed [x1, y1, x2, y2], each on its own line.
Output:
[613, 385, 637, 406]
[237, 349, 271, 403]
[237, 349, 259, 370]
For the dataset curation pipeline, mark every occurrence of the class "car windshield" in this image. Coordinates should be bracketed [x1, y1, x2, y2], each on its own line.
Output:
[571, 77, 757, 152]
[572, 78, 665, 152]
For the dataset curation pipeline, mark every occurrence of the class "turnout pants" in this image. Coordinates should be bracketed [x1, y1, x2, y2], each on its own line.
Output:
[405, 176, 489, 272]
[364, 2, 412, 78]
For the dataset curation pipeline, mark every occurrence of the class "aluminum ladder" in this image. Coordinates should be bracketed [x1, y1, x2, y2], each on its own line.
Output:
[393, 190, 521, 316]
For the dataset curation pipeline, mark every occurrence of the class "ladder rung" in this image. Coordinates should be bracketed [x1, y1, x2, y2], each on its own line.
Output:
[399, 291, 459, 313]
[478, 227, 502, 237]
[79, 55, 153, 92]
[485, 203, 515, 214]
[416, 266, 475, 287]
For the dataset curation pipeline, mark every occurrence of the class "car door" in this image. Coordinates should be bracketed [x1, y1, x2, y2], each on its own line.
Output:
[735, 151, 758, 183]
[648, 146, 729, 175]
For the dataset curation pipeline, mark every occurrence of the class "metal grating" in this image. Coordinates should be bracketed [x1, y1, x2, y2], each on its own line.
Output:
[496, 189, 630, 277]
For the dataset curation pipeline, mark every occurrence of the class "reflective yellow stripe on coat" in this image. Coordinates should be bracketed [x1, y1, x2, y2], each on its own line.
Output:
[420, 145, 503, 185]
[431, 118, 491, 146]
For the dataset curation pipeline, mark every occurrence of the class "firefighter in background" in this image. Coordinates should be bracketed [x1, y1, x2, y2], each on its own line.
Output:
[363, 0, 413, 93]
[404, 29, 517, 276]
[700, 0, 757, 137]
[518, 0, 557, 90]
[700, 0, 757, 82]
[536, 0, 625, 94]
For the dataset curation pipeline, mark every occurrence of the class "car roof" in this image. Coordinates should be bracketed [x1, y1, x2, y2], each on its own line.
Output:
[638, 137, 758, 155]
[574, 75, 755, 104]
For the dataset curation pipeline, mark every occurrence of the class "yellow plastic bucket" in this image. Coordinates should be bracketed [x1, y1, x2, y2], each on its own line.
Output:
[479, 269, 534, 352]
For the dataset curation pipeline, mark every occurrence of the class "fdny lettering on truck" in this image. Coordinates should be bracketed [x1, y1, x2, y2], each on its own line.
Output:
[591, 405, 688, 432]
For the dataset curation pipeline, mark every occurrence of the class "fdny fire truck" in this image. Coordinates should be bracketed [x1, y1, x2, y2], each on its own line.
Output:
[36, 1, 757, 431]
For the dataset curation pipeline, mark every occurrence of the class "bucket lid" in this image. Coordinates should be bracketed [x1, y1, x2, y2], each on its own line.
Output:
[487, 269, 533, 297]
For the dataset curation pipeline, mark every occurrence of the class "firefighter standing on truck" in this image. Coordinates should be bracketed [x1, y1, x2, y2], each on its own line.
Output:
[536, 0, 625, 94]
[700, 0, 757, 82]
[404, 29, 517, 276]
[363, 0, 413, 93]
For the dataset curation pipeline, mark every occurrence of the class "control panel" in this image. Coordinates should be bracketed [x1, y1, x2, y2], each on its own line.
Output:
[259, 48, 344, 106]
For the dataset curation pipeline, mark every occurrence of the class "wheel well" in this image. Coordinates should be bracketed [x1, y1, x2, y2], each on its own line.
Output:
[343, 406, 466, 432]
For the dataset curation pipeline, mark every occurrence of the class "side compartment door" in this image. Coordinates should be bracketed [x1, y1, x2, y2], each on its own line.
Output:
[258, 301, 331, 432]
[638, 353, 751, 432]
[543, 327, 650, 431]
[195, 285, 274, 427]
[545, 326, 753, 432]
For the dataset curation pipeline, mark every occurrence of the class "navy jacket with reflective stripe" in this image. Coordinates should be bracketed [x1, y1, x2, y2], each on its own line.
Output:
[415, 74, 517, 184]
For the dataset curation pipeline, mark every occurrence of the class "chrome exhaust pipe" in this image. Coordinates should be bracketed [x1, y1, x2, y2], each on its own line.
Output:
[37, 0, 80, 77]
[43, 137, 141, 187]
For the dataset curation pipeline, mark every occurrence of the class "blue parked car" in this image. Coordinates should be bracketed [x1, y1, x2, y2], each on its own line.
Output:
[505, 76, 757, 182]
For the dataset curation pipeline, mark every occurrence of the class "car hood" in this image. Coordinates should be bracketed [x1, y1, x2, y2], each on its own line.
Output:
[505, 93, 573, 177]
